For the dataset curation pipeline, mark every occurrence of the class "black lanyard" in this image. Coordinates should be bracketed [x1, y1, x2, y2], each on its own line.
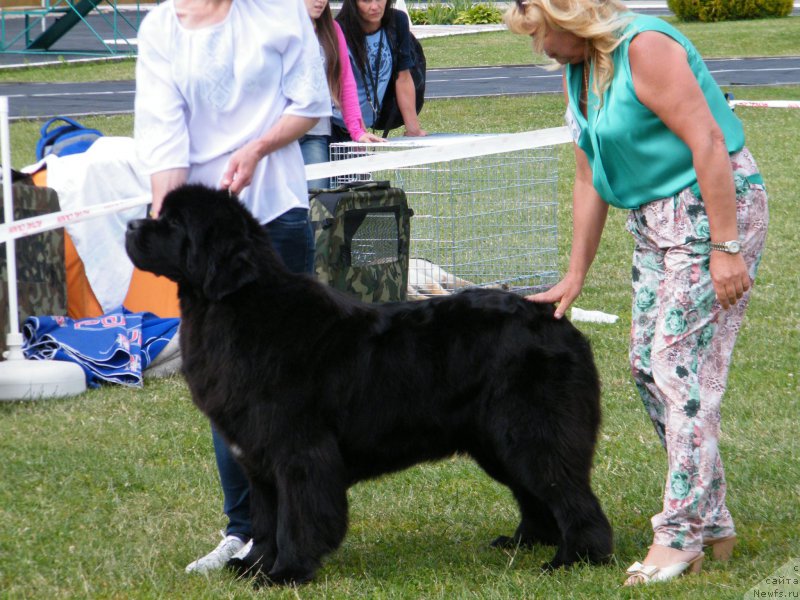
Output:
[362, 30, 385, 120]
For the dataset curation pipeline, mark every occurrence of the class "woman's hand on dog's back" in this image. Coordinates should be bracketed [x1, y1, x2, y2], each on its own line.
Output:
[526, 272, 585, 320]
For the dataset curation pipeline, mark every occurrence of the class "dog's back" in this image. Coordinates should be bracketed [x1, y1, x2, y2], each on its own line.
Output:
[322, 287, 601, 482]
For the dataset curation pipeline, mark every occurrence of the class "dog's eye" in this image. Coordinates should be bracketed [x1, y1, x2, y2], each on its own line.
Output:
[161, 214, 180, 228]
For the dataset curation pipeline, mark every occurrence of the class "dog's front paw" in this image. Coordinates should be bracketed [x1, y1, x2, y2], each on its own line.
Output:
[268, 564, 316, 586]
[265, 558, 317, 586]
[226, 554, 272, 580]
[226, 557, 257, 579]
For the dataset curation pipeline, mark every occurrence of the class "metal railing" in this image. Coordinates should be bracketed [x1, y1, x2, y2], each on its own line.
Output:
[1, 0, 152, 56]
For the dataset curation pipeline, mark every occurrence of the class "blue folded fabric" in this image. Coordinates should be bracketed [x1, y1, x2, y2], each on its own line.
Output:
[22, 308, 180, 388]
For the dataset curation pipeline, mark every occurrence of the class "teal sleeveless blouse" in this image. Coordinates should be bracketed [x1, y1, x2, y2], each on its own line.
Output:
[565, 15, 745, 209]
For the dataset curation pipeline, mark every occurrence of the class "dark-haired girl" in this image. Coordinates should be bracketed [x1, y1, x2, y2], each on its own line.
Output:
[335, 0, 426, 137]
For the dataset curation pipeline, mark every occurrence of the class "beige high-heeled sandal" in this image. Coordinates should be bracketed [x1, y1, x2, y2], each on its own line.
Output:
[703, 535, 737, 561]
[624, 552, 704, 586]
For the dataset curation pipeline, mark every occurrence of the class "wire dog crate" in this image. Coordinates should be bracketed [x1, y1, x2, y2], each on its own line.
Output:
[329, 134, 559, 299]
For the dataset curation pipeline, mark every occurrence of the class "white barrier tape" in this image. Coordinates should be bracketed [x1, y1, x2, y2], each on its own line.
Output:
[1, 127, 572, 245]
[730, 100, 800, 109]
[0, 194, 150, 244]
[305, 126, 572, 181]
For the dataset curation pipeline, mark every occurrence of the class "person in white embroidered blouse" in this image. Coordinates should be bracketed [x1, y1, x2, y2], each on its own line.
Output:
[134, 0, 331, 574]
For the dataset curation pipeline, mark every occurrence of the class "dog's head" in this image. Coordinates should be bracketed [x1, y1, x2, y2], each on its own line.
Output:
[125, 184, 263, 301]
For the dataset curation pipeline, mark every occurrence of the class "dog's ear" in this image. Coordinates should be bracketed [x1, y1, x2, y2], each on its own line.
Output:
[202, 247, 259, 301]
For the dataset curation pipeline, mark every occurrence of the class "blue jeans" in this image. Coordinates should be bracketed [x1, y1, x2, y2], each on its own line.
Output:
[299, 133, 330, 190]
[211, 207, 314, 541]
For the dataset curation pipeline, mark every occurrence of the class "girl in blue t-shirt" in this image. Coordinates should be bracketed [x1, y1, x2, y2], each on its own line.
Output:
[335, 0, 427, 137]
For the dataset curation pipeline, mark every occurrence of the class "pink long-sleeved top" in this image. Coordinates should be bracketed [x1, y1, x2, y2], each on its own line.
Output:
[334, 20, 367, 141]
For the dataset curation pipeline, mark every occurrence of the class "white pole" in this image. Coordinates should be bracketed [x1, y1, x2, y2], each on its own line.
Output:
[0, 96, 24, 359]
[0, 95, 86, 400]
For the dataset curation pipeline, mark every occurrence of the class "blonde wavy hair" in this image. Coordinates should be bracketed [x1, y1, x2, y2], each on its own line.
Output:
[504, 0, 633, 99]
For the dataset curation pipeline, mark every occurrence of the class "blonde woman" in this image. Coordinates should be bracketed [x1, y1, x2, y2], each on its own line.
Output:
[506, 0, 768, 586]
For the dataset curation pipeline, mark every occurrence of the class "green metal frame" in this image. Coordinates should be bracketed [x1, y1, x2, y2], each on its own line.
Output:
[1, 1, 152, 56]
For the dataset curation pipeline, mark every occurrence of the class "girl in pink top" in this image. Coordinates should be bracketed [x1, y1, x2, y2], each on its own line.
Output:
[302, 0, 384, 188]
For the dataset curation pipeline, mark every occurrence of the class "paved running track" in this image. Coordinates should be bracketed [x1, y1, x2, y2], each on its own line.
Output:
[1, 56, 798, 120]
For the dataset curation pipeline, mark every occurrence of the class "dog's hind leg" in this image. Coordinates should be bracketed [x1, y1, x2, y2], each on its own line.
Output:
[537, 480, 613, 569]
[469, 450, 560, 550]
[267, 440, 349, 585]
[506, 466, 612, 570]
[545, 484, 613, 569]
[499, 439, 612, 568]
[491, 487, 561, 549]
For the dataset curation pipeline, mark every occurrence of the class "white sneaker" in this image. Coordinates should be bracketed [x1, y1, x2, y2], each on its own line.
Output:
[185, 533, 249, 574]
[231, 538, 253, 560]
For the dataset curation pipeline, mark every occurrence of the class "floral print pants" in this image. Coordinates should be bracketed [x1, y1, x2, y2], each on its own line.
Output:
[626, 147, 769, 552]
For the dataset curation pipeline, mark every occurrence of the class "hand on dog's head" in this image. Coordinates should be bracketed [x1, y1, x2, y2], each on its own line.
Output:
[125, 184, 263, 301]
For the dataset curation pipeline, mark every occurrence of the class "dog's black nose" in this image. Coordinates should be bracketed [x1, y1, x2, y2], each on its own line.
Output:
[127, 219, 146, 232]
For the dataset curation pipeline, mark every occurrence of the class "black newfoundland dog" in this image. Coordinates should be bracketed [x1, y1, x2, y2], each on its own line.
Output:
[125, 184, 612, 585]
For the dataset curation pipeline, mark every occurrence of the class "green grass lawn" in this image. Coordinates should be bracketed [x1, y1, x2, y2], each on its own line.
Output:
[1, 21, 799, 600]
[424, 16, 800, 67]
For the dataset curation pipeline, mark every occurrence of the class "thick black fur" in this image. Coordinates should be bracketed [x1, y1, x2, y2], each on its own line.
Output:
[125, 184, 612, 585]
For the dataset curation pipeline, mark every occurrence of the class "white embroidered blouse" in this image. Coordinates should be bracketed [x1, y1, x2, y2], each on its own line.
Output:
[134, 0, 331, 223]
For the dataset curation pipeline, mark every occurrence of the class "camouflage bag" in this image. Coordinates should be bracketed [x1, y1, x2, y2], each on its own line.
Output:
[310, 181, 412, 303]
[1, 182, 66, 355]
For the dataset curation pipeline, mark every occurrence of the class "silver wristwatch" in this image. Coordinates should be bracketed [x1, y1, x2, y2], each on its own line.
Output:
[710, 240, 742, 254]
